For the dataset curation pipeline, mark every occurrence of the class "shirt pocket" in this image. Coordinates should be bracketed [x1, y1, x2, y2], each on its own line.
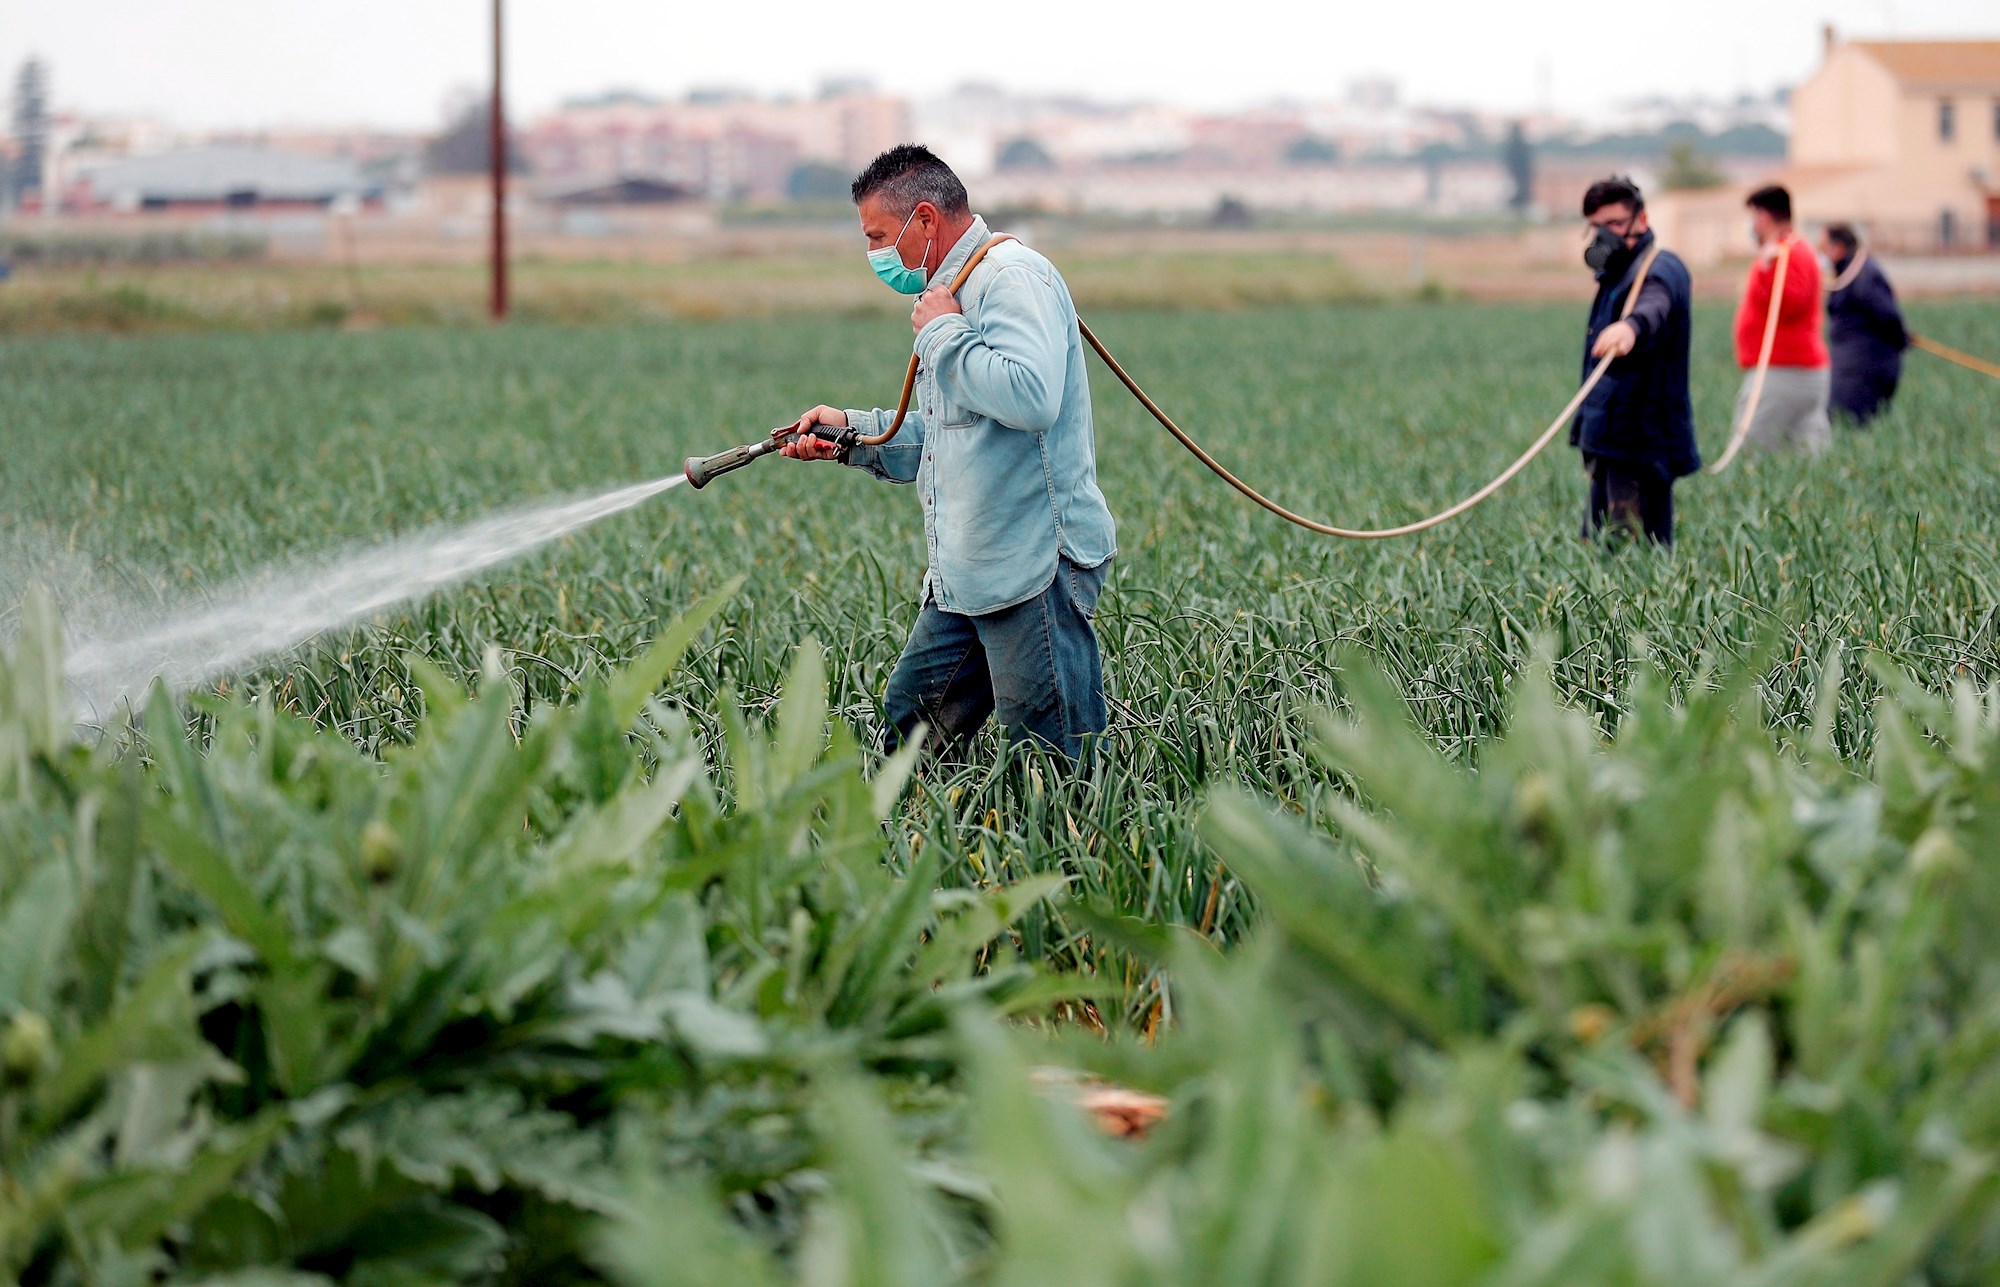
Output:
[939, 392, 978, 430]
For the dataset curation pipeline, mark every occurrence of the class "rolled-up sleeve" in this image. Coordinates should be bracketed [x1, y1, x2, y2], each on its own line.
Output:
[841, 406, 924, 483]
[915, 265, 1068, 432]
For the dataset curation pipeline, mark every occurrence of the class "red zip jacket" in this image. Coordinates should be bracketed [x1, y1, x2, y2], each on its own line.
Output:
[1734, 238, 1829, 369]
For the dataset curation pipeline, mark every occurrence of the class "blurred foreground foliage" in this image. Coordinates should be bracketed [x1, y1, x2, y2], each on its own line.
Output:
[7, 584, 2000, 1284]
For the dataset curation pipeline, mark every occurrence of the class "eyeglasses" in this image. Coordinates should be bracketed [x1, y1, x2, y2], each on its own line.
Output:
[1587, 214, 1637, 236]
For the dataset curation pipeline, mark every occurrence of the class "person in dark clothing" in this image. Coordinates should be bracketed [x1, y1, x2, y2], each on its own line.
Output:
[1820, 223, 1908, 425]
[1568, 176, 1700, 546]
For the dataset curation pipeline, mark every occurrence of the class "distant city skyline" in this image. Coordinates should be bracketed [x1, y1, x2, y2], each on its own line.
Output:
[1, 0, 1995, 133]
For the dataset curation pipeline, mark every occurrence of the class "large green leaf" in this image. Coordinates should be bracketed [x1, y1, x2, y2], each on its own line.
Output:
[35, 934, 209, 1125]
[65, 1110, 285, 1250]
[0, 858, 77, 1014]
[12, 584, 69, 759]
[958, 1010, 1136, 1287]
[797, 1075, 953, 1287]
[1201, 789, 1457, 1044]
[593, 1169, 782, 1287]
[606, 576, 742, 727]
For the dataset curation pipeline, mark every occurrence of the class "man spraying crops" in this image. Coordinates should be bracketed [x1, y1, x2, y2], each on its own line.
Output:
[1568, 176, 1699, 546]
[1734, 185, 1831, 455]
[780, 144, 1117, 761]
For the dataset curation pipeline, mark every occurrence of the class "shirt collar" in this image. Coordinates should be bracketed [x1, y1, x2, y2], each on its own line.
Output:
[930, 214, 990, 287]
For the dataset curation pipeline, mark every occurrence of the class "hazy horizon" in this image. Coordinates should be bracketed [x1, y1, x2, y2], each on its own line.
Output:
[0, 0, 1995, 134]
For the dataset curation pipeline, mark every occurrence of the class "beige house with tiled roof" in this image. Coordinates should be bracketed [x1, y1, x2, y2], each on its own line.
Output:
[1788, 32, 2000, 249]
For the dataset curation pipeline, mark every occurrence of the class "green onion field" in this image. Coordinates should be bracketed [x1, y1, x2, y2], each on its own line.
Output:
[4, 295, 2000, 1283]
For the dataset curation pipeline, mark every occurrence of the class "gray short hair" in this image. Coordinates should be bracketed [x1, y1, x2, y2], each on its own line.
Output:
[850, 144, 970, 218]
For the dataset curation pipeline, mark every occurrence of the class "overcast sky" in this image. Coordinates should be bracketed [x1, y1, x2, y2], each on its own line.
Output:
[1, 0, 1994, 131]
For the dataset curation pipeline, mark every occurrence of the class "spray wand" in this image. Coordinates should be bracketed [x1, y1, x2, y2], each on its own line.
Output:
[683, 423, 856, 490]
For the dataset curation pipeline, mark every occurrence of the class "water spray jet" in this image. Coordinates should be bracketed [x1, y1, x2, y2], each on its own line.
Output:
[64, 472, 692, 719]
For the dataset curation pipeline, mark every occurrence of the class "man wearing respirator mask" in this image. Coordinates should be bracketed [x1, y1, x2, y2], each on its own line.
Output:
[779, 144, 1116, 763]
[1568, 176, 1699, 546]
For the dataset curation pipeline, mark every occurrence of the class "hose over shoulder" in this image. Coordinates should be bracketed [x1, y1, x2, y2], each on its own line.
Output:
[853, 234, 1018, 449]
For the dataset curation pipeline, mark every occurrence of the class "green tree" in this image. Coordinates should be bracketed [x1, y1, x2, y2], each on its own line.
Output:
[1660, 138, 1725, 191]
[785, 161, 849, 202]
[995, 136, 1055, 172]
[1210, 194, 1253, 228]
[1284, 134, 1340, 165]
[1502, 120, 1533, 213]
[423, 94, 527, 177]
[10, 57, 49, 204]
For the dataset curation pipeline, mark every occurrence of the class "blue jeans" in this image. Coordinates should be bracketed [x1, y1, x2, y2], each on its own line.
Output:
[883, 558, 1109, 761]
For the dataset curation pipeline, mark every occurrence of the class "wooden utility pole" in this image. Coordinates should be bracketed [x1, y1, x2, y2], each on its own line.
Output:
[489, 0, 508, 319]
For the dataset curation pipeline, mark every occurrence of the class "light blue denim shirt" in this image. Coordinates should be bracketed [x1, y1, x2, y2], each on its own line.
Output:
[843, 216, 1117, 616]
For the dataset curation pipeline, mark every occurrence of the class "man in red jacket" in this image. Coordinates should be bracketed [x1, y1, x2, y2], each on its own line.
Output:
[1733, 185, 1831, 455]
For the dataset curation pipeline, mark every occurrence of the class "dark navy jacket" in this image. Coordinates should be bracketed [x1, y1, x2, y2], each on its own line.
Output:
[1569, 232, 1700, 479]
[1826, 254, 1907, 421]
